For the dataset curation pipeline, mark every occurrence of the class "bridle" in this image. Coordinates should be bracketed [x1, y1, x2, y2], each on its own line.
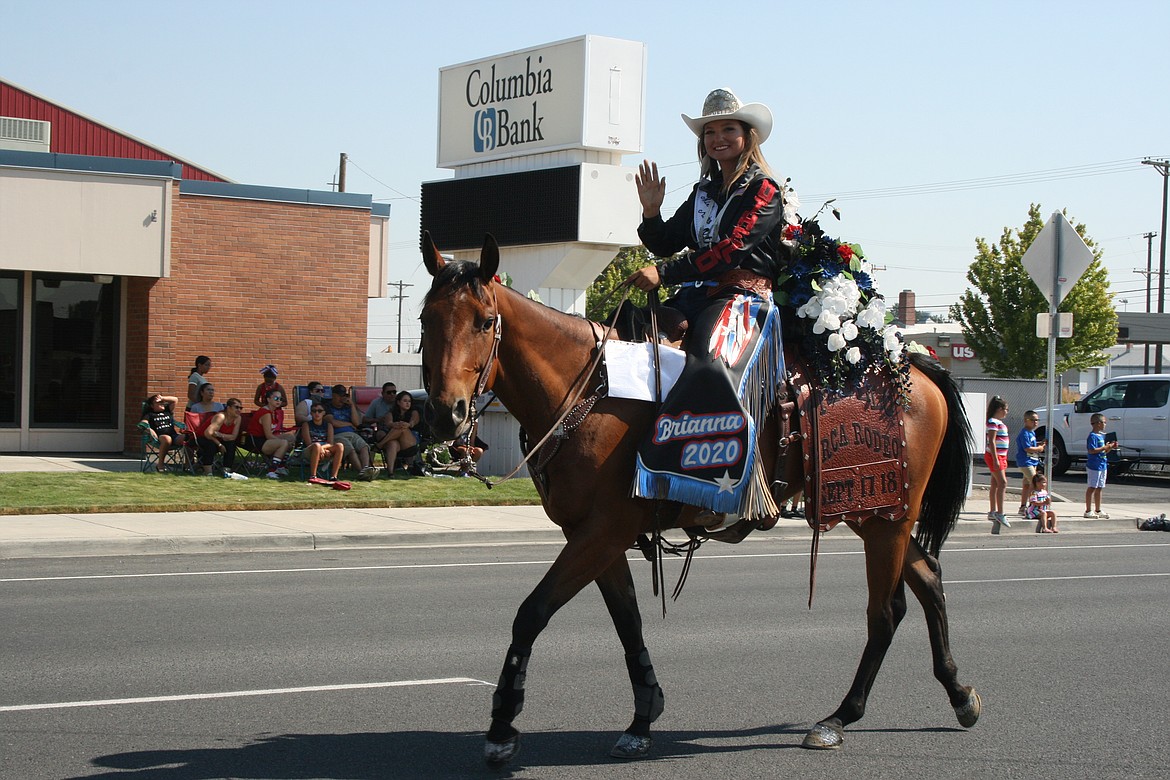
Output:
[450, 283, 620, 488]
[457, 304, 502, 487]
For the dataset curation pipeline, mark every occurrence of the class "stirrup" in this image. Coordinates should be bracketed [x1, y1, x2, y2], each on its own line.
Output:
[697, 510, 730, 532]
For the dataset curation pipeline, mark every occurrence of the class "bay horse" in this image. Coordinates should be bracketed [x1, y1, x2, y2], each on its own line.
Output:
[419, 233, 981, 764]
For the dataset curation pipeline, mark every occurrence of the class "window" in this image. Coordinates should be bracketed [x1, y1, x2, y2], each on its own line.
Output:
[0, 275, 19, 425]
[30, 275, 120, 427]
[1124, 380, 1170, 409]
[1084, 382, 1126, 413]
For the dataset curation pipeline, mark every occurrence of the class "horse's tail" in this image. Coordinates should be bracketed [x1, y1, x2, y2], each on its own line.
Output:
[911, 352, 971, 558]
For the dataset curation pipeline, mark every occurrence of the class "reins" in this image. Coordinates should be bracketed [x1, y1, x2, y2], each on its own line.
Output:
[639, 290, 704, 616]
[456, 280, 703, 615]
[463, 284, 634, 488]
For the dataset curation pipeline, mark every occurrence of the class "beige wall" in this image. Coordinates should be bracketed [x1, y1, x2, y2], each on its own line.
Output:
[367, 214, 389, 297]
[0, 166, 171, 277]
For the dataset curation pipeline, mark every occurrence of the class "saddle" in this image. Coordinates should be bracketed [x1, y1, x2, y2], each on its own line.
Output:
[605, 298, 688, 345]
[608, 301, 909, 544]
[788, 353, 909, 533]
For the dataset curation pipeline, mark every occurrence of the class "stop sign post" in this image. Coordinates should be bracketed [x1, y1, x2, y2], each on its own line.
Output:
[1021, 212, 1095, 477]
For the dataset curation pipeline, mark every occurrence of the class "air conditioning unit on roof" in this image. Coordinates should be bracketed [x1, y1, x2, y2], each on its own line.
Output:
[0, 116, 51, 153]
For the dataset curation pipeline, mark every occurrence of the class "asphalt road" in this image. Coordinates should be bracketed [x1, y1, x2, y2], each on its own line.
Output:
[2, 534, 1168, 779]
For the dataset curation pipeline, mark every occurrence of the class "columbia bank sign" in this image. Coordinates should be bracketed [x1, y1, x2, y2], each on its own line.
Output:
[437, 35, 646, 169]
[467, 56, 552, 152]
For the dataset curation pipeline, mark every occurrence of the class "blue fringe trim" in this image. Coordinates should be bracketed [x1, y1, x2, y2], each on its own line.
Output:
[735, 305, 785, 521]
[632, 301, 786, 522]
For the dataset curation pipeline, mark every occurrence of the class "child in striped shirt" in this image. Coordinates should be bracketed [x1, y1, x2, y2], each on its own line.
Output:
[984, 396, 1010, 531]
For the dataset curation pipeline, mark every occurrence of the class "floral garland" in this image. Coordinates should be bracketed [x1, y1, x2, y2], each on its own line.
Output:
[776, 219, 909, 402]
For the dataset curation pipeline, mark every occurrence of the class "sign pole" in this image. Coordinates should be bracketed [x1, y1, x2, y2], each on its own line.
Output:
[1043, 213, 1063, 477]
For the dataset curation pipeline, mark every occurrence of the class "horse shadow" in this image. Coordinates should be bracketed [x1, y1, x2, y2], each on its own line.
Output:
[72, 723, 965, 778]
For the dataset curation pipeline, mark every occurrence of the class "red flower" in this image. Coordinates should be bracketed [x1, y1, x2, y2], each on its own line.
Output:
[837, 244, 854, 261]
[782, 224, 802, 241]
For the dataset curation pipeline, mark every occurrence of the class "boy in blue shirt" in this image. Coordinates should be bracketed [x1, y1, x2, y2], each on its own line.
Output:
[1084, 413, 1118, 519]
[1015, 411, 1045, 516]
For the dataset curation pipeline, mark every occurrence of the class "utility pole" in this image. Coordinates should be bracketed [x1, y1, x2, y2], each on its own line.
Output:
[338, 152, 348, 193]
[1141, 231, 1157, 373]
[1141, 159, 1168, 372]
[386, 280, 414, 354]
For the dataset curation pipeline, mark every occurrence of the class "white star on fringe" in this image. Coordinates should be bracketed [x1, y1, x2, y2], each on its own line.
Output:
[715, 471, 736, 494]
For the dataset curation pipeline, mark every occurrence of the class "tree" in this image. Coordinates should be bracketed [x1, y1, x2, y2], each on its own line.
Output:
[950, 204, 1117, 378]
[585, 245, 655, 321]
[889, 303, 947, 324]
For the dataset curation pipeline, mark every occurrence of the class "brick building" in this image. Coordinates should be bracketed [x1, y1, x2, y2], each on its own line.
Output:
[0, 79, 389, 453]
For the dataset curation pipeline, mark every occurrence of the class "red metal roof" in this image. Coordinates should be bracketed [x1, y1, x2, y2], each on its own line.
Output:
[1, 79, 230, 182]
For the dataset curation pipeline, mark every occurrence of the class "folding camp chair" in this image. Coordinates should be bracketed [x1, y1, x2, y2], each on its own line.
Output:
[138, 419, 189, 473]
[182, 411, 222, 476]
[232, 411, 269, 476]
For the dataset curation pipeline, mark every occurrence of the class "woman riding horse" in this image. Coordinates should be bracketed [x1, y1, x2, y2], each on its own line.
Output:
[627, 88, 790, 527]
[419, 87, 981, 766]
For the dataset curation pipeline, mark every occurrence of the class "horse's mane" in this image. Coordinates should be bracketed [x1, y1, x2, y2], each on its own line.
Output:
[423, 260, 488, 307]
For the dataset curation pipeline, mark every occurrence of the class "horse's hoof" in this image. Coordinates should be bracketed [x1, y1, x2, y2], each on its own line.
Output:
[484, 735, 520, 765]
[610, 732, 652, 759]
[801, 721, 844, 750]
[955, 688, 981, 728]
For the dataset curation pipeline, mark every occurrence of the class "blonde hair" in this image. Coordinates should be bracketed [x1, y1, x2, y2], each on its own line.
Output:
[697, 122, 774, 192]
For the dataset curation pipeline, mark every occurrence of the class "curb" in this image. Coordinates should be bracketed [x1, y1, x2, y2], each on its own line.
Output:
[0, 516, 1145, 561]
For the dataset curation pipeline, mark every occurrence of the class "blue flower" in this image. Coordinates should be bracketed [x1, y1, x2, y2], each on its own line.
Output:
[853, 271, 873, 290]
[819, 259, 843, 278]
[789, 287, 813, 307]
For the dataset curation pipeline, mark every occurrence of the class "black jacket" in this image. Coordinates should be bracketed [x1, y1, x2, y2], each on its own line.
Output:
[637, 165, 787, 287]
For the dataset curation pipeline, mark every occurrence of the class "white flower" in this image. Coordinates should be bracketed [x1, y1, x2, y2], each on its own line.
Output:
[827, 332, 847, 351]
[821, 293, 851, 317]
[822, 276, 862, 312]
[797, 297, 821, 320]
[845, 346, 862, 364]
[813, 309, 841, 334]
[856, 298, 886, 330]
[840, 321, 859, 341]
[882, 325, 902, 352]
[782, 186, 800, 225]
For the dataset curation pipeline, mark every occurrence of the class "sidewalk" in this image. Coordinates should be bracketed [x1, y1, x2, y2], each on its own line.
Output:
[0, 456, 1159, 560]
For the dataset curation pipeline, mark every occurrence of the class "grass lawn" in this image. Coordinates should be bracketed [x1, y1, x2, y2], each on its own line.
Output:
[0, 470, 541, 515]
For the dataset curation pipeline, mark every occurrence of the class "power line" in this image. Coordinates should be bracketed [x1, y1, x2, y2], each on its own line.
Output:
[802, 157, 1152, 202]
[344, 157, 421, 203]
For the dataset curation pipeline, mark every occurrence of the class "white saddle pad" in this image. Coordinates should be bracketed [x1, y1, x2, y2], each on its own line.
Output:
[604, 340, 686, 402]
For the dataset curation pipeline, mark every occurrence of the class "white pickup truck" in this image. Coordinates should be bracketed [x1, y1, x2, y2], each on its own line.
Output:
[1033, 373, 1170, 475]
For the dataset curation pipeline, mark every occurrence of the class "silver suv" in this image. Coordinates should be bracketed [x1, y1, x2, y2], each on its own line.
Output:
[1033, 374, 1170, 474]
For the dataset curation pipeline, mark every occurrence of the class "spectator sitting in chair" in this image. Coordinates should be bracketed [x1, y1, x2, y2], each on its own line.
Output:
[246, 388, 297, 479]
[295, 381, 327, 426]
[325, 384, 377, 481]
[362, 382, 398, 427]
[301, 402, 346, 483]
[188, 383, 225, 415]
[253, 364, 288, 409]
[140, 394, 181, 473]
[204, 398, 248, 479]
[375, 390, 420, 474]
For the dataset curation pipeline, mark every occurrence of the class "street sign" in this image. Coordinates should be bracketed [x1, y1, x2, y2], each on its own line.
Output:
[1036, 312, 1073, 338]
[1020, 211, 1095, 306]
[1024, 211, 1095, 479]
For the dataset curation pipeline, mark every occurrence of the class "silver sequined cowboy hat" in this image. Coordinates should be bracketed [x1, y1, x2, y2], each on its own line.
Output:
[682, 88, 773, 143]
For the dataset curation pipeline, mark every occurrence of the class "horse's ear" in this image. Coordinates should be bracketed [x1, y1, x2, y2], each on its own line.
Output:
[422, 231, 445, 277]
[479, 234, 500, 283]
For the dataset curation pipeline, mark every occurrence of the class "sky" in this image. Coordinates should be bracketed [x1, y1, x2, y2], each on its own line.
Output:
[3, 0, 1168, 355]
